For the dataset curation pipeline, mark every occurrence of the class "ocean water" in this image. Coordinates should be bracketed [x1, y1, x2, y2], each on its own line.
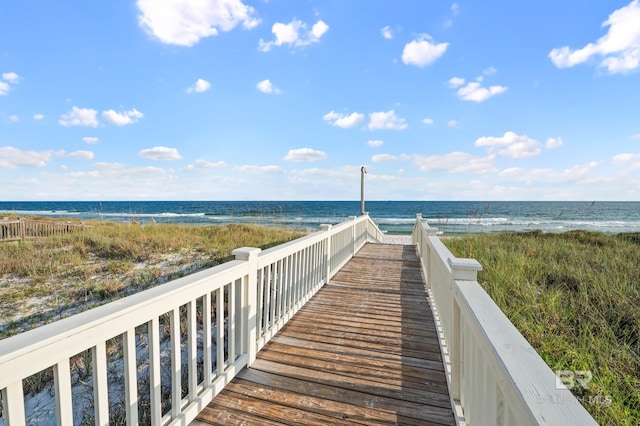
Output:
[1, 201, 639, 235]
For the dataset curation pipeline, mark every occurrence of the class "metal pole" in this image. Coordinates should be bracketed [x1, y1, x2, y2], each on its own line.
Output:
[360, 166, 366, 216]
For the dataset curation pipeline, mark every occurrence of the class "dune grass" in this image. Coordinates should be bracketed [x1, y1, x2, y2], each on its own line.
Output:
[444, 230, 640, 425]
[0, 219, 306, 338]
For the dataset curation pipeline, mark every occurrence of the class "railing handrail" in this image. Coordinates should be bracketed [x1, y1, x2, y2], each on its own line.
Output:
[411, 215, 597, 425]
[0, 214, 383, 425]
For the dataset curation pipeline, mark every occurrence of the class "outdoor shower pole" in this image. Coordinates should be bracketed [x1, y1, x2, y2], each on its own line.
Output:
[360, 166, 366, 216]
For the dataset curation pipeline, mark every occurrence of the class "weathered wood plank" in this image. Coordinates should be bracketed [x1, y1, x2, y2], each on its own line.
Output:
[193, 243, 454, 425]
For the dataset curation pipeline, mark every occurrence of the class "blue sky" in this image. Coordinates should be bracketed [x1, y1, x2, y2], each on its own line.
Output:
[1, 0, 639, 201]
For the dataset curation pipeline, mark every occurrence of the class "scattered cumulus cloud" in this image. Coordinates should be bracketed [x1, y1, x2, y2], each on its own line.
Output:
[137, 0, 260, 47]
[0, 81, 9, 96]
[2, 72, 20, 83]
[102, 108, 143, 126]
[235, 165, 283, 174]
[372, 154, 410, 163]
[83, 136, 100, 144]
[368, 110, 408, 131]
[9, 115, 19, 123]
[381, 26, 393, 39]
[256, 79, 281, 94]
[447, 120, 457, 127]
[139, 146, 182, 160]
[183, 159, 227, 171]
[58, 150, 94, 160]
[422, 118, 434, 125]
[549, 0, 640, 74]
[456, 81, 507, 102]
[33, 114, 44, 121]
[186, 78, 211, 93]
[546, 137, 564, 149]
[368, 140, 384, 147]
[0, 146, 52, 168]
[475, 131, 543, 158]
[448, 77, 465, 88]
[451, 3, 460, 15]
[59, 106, 99, 127]
[630, 134, 640, 140]
[484, 66, 497, 75]
[414, 152, 497, 174]
[284, 148, 327, 162]
[258, 19, 329, 52]
[401, 34, 448, 67]
[323, 111, 365, 128]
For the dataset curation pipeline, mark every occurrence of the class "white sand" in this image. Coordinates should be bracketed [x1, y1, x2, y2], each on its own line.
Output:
[383, 235, 412, 245]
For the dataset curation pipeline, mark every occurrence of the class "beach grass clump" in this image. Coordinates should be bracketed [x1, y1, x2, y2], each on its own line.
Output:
[444, 230, 640, 425]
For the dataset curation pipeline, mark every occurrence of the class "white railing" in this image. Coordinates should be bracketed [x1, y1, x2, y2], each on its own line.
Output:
[0, 214, 383, 426]
[412, 214, 597, 426]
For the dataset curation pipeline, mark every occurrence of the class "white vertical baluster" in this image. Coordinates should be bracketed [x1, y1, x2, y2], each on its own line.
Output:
[92, 342, 109, 426]
[54, 359, 73, 426]
[229, 280, 236, 363]
[216, 287, 224, 373]
[170, 308, 181, 419]
[187, 300, 197, 401]
[149, 318, 162, 424]
[2, 381, 26, 426]
[124, 329, 139, 426]
[203, 293, 213, 385]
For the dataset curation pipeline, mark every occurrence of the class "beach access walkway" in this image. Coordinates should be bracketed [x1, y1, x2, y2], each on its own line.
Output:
[193, 242, 454, 425]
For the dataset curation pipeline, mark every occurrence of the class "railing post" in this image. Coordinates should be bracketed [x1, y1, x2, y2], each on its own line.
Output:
[447, 257, 483, 403]
[233, 247, 262, 366]
[349, 216, 357, 256]
[320, 224, 332, 284]
[19, 218, 25, 241]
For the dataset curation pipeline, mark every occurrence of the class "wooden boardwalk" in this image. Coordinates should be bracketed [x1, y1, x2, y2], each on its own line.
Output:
[192, 243, 454, 425]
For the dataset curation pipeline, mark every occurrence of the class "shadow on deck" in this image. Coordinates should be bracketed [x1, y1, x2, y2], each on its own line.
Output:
[192, 243, 454, 425]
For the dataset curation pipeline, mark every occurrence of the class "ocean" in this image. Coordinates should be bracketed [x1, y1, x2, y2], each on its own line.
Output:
[1, 201, 640, 235]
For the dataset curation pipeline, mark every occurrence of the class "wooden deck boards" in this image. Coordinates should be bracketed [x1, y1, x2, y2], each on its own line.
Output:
[193, 243, 454, 425]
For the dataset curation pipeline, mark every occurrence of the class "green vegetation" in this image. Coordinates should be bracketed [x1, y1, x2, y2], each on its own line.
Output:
[444, 230, 640, 425]
[0, 219, 305, 339]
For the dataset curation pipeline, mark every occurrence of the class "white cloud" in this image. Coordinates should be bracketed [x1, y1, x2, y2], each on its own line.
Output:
[549, 0, 640, 74]
[368, 140, 384, 147]
[9, 115, 19, 123]
[186, 78, 211, 93]
[448, 120, 457, 127]
[612, 153, 640, 170]
[381, 26, 393, 39]
[65, 150, 95, 160]
[475, 131, 542, 158]
[401, 34, 448, 67]
[422, 118, 434, 125]
[414, 152, 497, 174]
[137, 0, 260, 47]
[455, 81, 507, 102]
[0, 146, 52, 168]
[323, 110, 365, 128]
[235, 165, 283, 174]
[2, 72, 20, 83]
[630, 134, 640, 140]
[368, 110, 408, 130]
[448, 77, 465, 87]
[259, 19, 329, 52]
[139, 146, 182, 160]
[102, 108, 144, 126]
[183, 159, 227, 171]
[256, 79, 281, 94]
[83, 136, 100, 144]
[284, 148, 327, 162]
[59, 106, 99, 127]
[372, 154, 410, 163]
[451, 3, 460, 15]
[483, 66, 497, 75]
[0, 81, 9, 96]
[33, 114, 44, 121]
[546, 137, 564, 149]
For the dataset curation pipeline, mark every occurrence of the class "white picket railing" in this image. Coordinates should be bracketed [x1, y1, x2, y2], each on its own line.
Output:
[0, 214, 383, 426]
[412, 214, 598, 426]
